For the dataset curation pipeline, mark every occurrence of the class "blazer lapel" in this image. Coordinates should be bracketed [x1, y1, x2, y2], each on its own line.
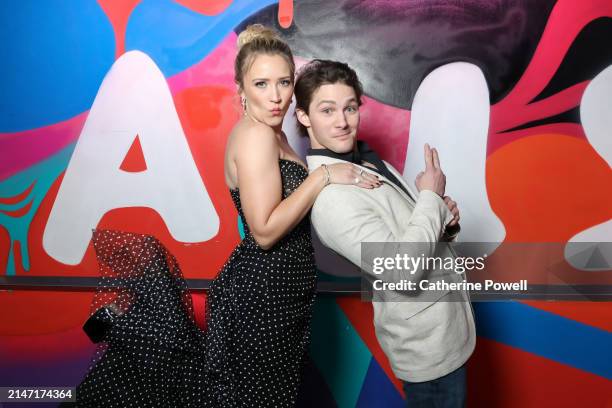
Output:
[383, 160, 419, 203]
[306, 155, 418, 205]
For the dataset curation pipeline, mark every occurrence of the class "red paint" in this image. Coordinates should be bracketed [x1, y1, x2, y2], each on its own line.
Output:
[174, 0, 233, 16]
[278, 0, 294, 28]
[487, 134, 612, 245]
[0, 227, 9, 276]
[0, 289, 94, 336]
[0, 181, 35, 205]
[191, 292, 207, 330]
[97, 0, 143, 58]
[0, 326, 96, 361]
[468, 337, 612, 407]
[119, 135, 147, 172]
[0, 199, 33, 218]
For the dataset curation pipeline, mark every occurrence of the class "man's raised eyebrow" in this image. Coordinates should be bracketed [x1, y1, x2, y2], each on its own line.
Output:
[316, 100, 337, 106]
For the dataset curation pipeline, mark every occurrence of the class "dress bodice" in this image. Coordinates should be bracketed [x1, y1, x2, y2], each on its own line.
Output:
[229, 159, 312, 250]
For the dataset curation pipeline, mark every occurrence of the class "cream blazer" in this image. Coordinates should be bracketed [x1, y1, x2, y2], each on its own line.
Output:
[307, 154, 476, 382]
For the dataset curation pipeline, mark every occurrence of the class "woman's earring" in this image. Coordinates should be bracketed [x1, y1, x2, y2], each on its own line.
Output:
[241, 97, 247, 112]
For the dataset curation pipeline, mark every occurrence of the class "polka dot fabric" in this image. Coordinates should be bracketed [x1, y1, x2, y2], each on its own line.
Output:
[73, 159, 317, 407]
[203, 159, 317, 407]
[75, 229, 207, 407]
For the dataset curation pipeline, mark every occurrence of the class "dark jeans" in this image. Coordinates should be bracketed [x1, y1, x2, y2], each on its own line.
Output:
[403, 364, 467, 408]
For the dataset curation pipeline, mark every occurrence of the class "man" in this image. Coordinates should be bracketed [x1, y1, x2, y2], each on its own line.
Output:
[294, 59, 476, 407]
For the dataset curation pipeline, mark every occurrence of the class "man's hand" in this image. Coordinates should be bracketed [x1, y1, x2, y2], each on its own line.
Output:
[444, 196, 460, 227]
[415, 143, 446, 196]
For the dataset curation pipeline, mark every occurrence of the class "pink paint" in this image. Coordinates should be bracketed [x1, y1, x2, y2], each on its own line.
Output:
[0, 34, 239, 182]
[0, 112, 88, 181]
[497, 0, 612, 108]
[359, 96, 411, 171]
[486, 0, 612, 156]
[167, 33, 238, 95]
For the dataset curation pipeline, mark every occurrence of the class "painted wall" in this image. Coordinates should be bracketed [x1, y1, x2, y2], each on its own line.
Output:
[1, 1, 611, 406]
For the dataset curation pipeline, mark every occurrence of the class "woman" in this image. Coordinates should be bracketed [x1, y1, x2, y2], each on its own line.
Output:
[201, 25, 380, 407]
[73, 26, 380, 408]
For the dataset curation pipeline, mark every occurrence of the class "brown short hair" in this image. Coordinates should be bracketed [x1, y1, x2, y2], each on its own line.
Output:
[294, 60, 363, 137]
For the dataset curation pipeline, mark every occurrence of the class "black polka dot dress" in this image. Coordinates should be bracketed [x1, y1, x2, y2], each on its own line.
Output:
[73, 230, 209, 408]
[202, 159, 317, 407]
[71, 160, 316, 407]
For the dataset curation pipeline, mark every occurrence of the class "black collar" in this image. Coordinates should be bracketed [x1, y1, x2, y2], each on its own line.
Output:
[307, 141, 411, 197]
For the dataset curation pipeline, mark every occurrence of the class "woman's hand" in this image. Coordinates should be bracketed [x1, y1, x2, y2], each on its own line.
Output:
[327, 163, 381, 189]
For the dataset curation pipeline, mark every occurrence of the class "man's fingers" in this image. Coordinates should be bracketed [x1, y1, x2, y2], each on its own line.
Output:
[432, 148, 441, 169]
[424, 143, 433, 170]
[444, 196, 456, 210]
[449, 212, 460, 226]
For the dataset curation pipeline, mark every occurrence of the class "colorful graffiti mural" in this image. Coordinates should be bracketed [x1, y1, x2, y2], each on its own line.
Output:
[1, 0, 611, 406]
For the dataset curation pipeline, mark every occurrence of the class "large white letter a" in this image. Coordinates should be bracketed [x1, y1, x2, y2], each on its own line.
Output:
[43, 51, 219, 265]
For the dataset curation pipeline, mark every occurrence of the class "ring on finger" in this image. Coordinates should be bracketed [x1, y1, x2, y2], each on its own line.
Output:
[359, 169, 365, 176]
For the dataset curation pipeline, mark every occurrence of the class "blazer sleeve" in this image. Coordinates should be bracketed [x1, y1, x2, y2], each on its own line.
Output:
[311, 187, 453, 284]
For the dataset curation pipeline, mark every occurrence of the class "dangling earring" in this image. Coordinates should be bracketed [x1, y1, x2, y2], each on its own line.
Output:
[241, 96, 261, 124]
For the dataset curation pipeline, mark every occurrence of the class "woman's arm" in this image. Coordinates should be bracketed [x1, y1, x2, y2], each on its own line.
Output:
[234, 123, 378, 250]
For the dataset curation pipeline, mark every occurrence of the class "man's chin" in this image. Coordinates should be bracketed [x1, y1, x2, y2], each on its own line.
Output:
[330, 142, 356, 154]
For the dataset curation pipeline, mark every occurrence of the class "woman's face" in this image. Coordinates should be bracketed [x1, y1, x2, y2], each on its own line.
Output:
[240, 53, 293, 128]
[298, 83, 360, 153]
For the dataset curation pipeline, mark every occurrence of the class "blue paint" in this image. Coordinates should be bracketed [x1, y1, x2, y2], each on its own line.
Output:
[237, 214, 245, 239]
[125, 0, 277, 78]
[0, 144, 75, 275]
[356, 358, 405, 408]
[310, 298, 372, 408]
[474, 302, 612, 379]
[0, 0, 115, 132]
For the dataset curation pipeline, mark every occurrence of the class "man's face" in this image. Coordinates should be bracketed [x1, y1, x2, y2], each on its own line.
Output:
[299, 83, 360, 153]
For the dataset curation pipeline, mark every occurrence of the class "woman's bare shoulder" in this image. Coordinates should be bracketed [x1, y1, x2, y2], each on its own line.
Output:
[228, 120, 278, 160]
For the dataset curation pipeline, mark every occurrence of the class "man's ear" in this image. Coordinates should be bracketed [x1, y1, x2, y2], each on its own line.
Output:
[295, 108, 311, 128]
